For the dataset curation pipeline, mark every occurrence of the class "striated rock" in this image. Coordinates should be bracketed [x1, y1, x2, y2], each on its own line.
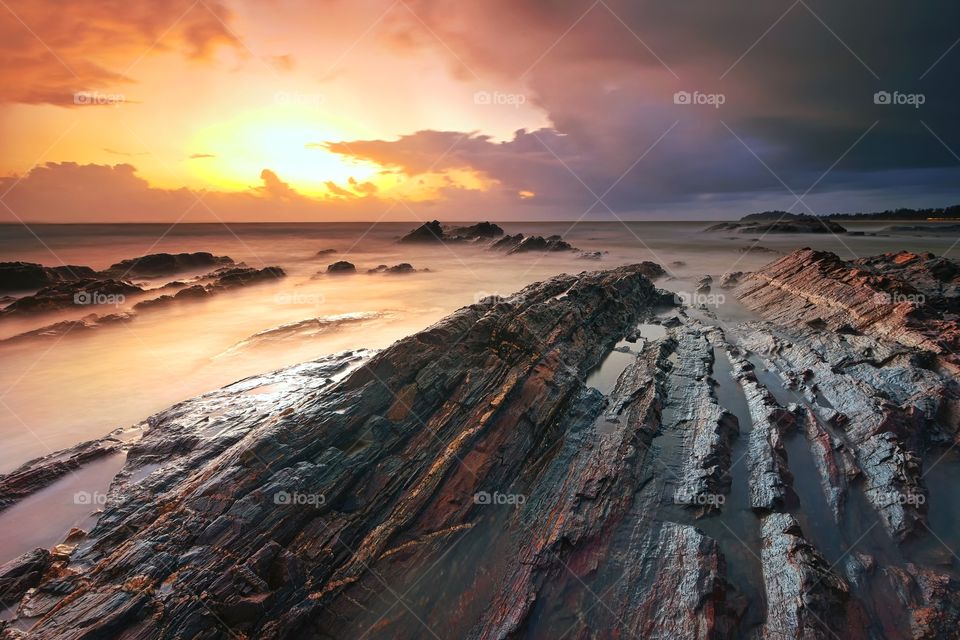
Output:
[736, 248, 960, 370]
[760, 513, 851, 639]
[100, 252, 233, 278]
[668, 325, 739, 514]
[0, 262, 97, 292]
[729, 352, 797, 511]
[6, 254, 960, 639]
[325, 261, 356, 275]
[0, 549, 52, 604]
[8, 265, 728, 640]
[852, 250, 959, 313]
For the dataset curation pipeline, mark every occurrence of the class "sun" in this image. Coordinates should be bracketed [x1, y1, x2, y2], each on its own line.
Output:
[187, 105, 383, 197]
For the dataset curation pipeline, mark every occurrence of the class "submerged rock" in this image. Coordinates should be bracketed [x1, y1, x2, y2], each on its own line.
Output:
[706, 218, 847, 234]
[325, 261, 357, 275]
[366, 263, 420, 274]
[0, 262, 96, 292]
[397, 220, 503, 244]
[0, 279, 142, 316]
[100, 252, 233, 278]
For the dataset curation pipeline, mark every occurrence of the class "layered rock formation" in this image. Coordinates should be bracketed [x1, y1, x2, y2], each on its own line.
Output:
[2, 252, 959, 639]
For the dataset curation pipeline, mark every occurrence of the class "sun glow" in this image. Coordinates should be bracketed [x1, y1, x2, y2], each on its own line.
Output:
[187, 106, 384, 197]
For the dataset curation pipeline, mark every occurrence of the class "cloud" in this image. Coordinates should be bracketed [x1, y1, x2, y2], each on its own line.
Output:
[360, 0, 960, 212]
[0, 0, 240, 105]
[188, 153, 217, 159]
[324, 181, 356, 198]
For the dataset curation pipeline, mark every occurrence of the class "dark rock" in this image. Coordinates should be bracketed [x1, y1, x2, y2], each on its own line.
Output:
[100, 252, 233, 278]
[490, 233, 524, 251]
[326, 261, 357, 275]
[447, 222, 504, 239]
[367, 263, 418, 274]
[210, 266, 285, 288]
[0, 438, 122, 510]
[0, 262, 97, 292]
[706, 218, 847, 234]
[396, 220, 445, 243]
[507, 235, 574, 253]
[0, 549, 52, 604]
[0, 279, 142, 316]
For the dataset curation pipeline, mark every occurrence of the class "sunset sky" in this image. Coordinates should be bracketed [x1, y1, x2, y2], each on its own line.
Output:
[1, 0, 959, 222]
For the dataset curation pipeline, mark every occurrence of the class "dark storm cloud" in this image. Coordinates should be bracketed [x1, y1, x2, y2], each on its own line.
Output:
[341, 0, 960, 213]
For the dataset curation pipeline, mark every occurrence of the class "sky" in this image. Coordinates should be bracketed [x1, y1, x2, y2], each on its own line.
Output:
[1, 0, 958, 222]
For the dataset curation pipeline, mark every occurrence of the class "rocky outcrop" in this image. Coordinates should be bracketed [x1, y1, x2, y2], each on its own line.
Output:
[736, 248, 960, 370]
[4, 254, 960, 639]
[132, 267, 285, 310]
[0, 262, 96, 292]
[706, 218, 847, 234]
[0, 549, 52, 604]
[397, 221, 504, 243]
[367, 263, 422, 274]
[99, 252, 233, 278]
[759, 513, 851, 639]
[325, 261, 356, 274]
[0, 279, 142, 316]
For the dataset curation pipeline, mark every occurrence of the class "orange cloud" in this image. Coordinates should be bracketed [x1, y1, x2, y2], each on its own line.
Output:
[0, 0, 240, 105]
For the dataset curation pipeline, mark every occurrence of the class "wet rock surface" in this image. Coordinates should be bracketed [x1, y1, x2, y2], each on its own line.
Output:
[4, 252, 960, 639]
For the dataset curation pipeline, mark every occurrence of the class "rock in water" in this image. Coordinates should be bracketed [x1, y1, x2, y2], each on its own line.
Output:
[325, 261, 357, 275]
[99, 252, 233, 278]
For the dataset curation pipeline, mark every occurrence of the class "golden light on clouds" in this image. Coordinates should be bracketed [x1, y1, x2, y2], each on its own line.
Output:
[187, 104, 383, 197]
